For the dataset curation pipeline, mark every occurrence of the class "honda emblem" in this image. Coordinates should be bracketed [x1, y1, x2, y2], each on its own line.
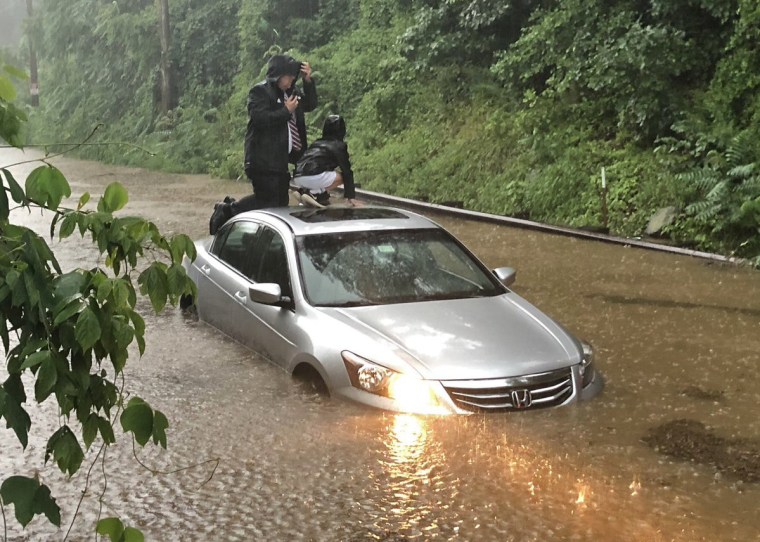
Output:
[511, 389, 532, 409]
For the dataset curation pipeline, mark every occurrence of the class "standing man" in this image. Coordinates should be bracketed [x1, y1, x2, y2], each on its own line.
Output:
[210, 54, 317, 234]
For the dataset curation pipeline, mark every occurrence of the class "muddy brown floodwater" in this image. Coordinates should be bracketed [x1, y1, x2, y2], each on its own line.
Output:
[2, 148, 760, 541]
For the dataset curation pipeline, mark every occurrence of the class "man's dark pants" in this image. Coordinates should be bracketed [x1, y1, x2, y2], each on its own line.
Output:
[231, 168, 291, 213]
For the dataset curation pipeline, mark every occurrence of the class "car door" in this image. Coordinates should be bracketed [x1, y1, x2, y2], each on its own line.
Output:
[240, 226, 300, 367]
[196, 220, 263, 334]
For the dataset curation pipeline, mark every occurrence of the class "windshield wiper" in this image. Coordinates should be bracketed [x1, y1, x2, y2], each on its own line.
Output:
[320, 300, 373, 308]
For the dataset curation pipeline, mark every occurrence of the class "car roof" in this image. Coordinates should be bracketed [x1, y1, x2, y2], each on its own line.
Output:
[235, 205, 441, 236]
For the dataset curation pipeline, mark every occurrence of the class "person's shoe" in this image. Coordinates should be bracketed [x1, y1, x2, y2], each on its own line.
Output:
[299, 192, 326, 209]
[315, 191, 330, 206]
[209, 202, 232, 234]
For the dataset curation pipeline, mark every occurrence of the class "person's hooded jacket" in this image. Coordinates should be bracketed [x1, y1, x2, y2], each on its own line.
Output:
[294, 115, 356, 199]
[244, 55, 317, 176]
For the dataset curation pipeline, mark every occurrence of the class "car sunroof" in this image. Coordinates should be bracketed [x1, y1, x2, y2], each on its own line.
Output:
[291, 207, 410, 223]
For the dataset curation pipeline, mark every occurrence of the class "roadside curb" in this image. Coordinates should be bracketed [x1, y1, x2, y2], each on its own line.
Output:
[354, 188, 746, 265]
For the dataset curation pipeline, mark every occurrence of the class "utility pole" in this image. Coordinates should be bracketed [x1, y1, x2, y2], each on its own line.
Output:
[156, 0, 175, 115]
[26, 0, 39, 106]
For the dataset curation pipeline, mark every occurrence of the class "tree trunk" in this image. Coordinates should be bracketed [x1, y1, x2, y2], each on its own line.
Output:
[26, 0, 39, 106]
[156, 0, 175, 115]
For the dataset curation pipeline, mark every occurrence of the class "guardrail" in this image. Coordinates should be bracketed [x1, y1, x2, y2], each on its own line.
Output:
[354, 187, 746, 265]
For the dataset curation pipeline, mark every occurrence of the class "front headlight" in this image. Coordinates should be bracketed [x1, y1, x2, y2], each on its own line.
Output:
[580, 341, 596, 388]
[342, 351, 440, 411]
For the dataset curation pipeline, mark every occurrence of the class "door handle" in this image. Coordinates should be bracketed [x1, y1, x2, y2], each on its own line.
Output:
[234, 291, 247, 303]
[201, 265, 211, 274]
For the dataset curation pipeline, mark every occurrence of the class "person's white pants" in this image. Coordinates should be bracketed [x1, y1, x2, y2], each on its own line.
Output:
[293, 171, 337, 194]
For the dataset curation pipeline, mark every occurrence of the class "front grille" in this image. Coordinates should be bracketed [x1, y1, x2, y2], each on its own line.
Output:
[442, 367, 574, 412]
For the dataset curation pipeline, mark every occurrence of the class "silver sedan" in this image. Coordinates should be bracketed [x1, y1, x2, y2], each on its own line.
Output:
[181, 206, 602, 414]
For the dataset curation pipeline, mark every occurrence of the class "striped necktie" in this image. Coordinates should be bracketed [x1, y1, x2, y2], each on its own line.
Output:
[288, 111, 302, 152]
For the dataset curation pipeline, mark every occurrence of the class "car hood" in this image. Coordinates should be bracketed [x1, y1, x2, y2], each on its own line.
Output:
[325, 293, 582, 381]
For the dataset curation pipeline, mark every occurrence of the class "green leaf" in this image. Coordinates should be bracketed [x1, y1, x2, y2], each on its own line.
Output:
[112, 279, 131, 307]
[0, 476, 35, 526]
[45, 425, 84, 476]
[138, 262, 169, 312]
[152, 410, 168, 449]
[0, 476, 60, 527]
[120, 397, 153, 446]
[22, 268, 40, 307]
[97, 278, 114, 303]
[112, 316, 135, 350]
[33, 483, 61, 526]
[129, 310, 146, 356]
[0, 173, 8, 220]
[53, 297, 85, 326]
[54, 271, 87, 301]
[169, 234, 196, 264]
[75, 307, 102, 351]
[25, 165, 72, 209]
[34, 356, 58, 402]
[19, 350, 50, 371]
[96, 517, 125, 541]
[99, 182, 129, 213]
[83, 414, 99, 449]
[1, 377, 31, 448]
[166, 263, 189, 298]
[124, 527, 145, 542]
[98, 416, 116, 445]
[59, 212, 78, 239]
[0, 311, 8, 352]
[0, 75, 16, 101]
[77, 191, 91, 210]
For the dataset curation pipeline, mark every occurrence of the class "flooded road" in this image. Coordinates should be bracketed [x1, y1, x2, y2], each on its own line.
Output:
[2, 149, 759, 541]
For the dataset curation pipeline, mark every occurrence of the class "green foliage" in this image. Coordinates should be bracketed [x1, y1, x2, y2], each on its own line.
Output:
[2, 67, 197, 536]
[675, 132, 760, 261]
[491, 0, 707, 143]
[0, 63, 28, 147]
[399, 0, 528, 70]
[97, 517, 145, 542]
[0, 476, 60, 527]
[705, 0, 760, 129]
[120, 397, 169, 448]
[11, 0, 760, 262]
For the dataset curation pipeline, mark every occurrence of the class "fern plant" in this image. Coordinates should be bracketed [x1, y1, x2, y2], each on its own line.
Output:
[679, 132, 760, 265]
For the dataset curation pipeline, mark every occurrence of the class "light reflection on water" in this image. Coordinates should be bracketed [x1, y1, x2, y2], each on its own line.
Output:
[2, 149, 760, 541]
[386, 416, 439, 534]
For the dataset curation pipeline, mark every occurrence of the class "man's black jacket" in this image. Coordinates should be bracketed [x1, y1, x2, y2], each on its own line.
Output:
[243, 74, 317, 175]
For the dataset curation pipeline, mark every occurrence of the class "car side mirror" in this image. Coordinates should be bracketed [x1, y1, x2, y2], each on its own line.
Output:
[249, 283, 283, 304]
[493, 267, 516, 287]
[249, 283, 294, 308]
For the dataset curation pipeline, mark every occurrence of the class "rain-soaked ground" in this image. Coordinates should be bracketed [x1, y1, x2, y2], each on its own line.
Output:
[1, 148, 760, 541]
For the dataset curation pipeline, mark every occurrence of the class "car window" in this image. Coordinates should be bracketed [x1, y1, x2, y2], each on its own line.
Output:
[215, 221, 261, 275]
[252, 227, 292, 298]
[297, 229, 504, 307]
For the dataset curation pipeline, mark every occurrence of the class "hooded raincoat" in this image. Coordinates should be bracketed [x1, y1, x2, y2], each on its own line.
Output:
[243, 55, 318, 176]
[294, 115, 356, 199]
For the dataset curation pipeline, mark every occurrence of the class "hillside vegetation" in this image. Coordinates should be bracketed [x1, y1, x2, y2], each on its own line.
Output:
[8, 0, 760, 263]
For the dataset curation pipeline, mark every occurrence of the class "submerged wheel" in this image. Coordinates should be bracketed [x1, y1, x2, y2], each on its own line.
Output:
[292, 364, 329, 396]
[179, 293, 195, 310]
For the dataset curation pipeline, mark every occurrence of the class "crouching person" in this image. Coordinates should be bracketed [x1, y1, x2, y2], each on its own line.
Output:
[293, 115, 359, 207]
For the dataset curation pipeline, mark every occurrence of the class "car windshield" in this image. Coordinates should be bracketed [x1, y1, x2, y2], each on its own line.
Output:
[296, 228, 505, 307]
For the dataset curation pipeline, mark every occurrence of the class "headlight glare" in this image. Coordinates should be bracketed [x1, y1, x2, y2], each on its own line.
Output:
[342, 351, 441, 412]
[357, 364, 389, 392]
